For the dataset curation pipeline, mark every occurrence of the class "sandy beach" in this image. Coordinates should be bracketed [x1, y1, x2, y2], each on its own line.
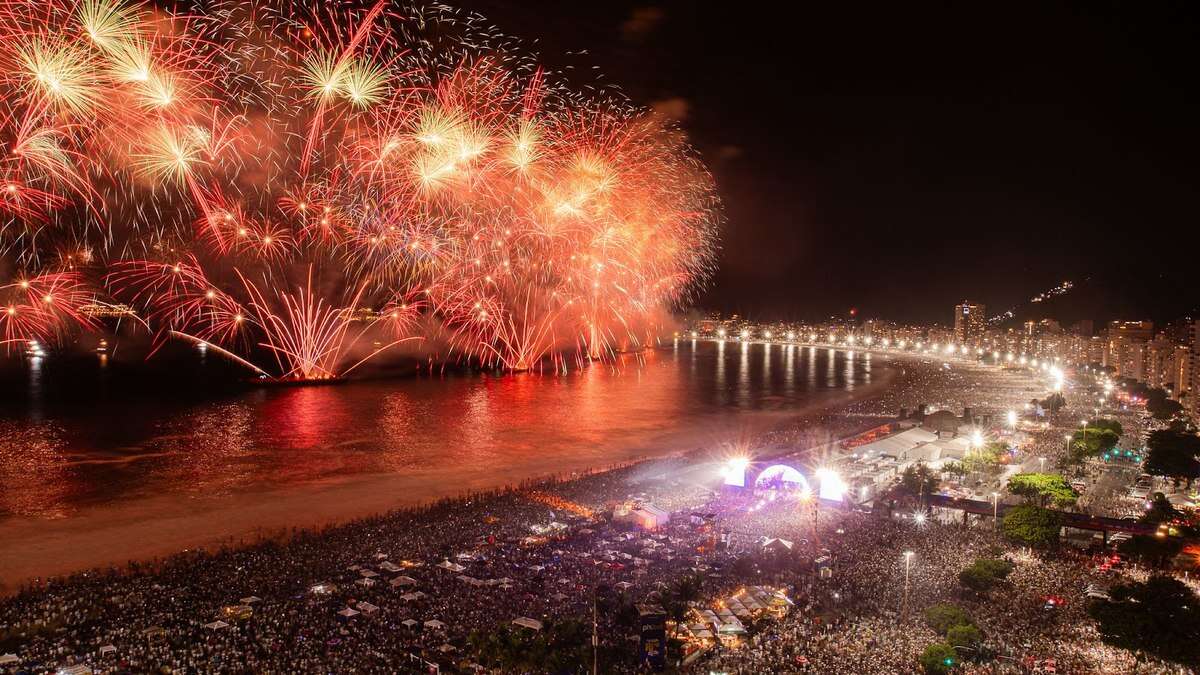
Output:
[0, 354, 900, 592]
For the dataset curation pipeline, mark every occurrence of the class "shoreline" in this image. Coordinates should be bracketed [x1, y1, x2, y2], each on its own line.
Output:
[0, 353, 903, 594]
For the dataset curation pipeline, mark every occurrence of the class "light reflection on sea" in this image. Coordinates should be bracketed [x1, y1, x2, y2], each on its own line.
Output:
[0, 341, 875, 520]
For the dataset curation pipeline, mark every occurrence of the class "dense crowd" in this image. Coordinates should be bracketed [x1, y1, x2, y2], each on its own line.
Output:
[686, 499, 1185, 674]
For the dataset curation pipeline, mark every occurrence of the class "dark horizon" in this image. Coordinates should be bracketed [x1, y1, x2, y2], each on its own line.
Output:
[471, 0, 1200, 325]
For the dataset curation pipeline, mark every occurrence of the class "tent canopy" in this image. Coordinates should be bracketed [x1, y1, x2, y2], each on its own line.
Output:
[512, 617, 544, 631]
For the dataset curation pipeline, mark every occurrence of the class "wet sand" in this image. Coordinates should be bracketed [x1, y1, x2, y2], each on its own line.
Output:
[0, 355, 900, 592]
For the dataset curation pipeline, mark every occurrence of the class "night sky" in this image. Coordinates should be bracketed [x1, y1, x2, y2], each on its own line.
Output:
[474, 1, 1199, 324]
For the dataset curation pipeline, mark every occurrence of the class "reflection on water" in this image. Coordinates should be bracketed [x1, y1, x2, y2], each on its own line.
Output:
[0, 342, 877, 520]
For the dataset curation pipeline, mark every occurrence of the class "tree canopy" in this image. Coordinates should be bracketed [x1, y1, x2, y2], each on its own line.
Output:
[900, 463, 939, 497]
[920, 643, 958, 674]
[941, 461, 967, 478]
[962, 441, 1008, 476]
[468, 618, 591, 672]
[1118, 534, 1183, 568]
[958, 558, 1015, 593]
[1127, 384, 1184, 420]
[1043, 392, 1066, 413]
[946, 624, 983, 650]
[1001, 504, 1061, 547]
[1006, 473, 1077, 507]
[1087, 418, 1124, 436]
[1144, 429, 1200, 487]
[924, 603, 972, 634]
[1087, 575, 1200, 666]
[1068, 422, 1121, 464]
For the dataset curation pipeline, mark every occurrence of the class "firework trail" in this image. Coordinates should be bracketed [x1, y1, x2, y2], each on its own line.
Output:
[0, 0, 721, 375]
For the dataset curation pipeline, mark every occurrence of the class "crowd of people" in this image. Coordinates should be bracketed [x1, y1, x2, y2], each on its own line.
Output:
[0, 356, 1190, 673]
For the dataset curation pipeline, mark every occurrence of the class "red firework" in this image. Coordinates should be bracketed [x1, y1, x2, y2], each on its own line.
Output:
[0, 270, 97, 350]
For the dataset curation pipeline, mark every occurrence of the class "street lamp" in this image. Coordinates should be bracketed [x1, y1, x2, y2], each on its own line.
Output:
[1038, 456, 1046, 472]
[1006, 410, 1017, 430]
[991, 492, 1000, 526]
[901, 551, 915, 620]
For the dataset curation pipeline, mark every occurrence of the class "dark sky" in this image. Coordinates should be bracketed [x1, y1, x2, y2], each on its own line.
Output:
[469, 1, 1200, 325]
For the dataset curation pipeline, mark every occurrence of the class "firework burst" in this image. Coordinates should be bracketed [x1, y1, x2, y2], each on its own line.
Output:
[0, 0, 720, 375]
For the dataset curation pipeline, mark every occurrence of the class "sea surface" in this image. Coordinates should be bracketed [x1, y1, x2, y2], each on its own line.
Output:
[0, 340, 886, 586]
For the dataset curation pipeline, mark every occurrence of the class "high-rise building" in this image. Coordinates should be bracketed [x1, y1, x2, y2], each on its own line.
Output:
[1107, 320, 1154, 342]
[1191, 321, 1200, 419]
[1103, 321, 1152, 381]
[1146, 337, 1176, 389]
[1172, 346, 1191, 399]
[953, 302, 986, 342]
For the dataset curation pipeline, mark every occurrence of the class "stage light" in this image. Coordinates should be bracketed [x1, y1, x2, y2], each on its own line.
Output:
[723, 457, 750, 488]
[814, 468, 847, 501]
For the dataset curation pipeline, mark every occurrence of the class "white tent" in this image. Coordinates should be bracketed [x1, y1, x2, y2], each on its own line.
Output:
[358, 602, 380, 615]
[57, 666, 92, 675]
[436, 560, 466, 573]
[379, 562, 402, 573]
[355, 578, 377, 587]
[359, 569, 380, 578]
[400, 592, 425, 602]
[615, 581, 634, 591]
[390, 575, 418, 587]
[759, 537, 794, 551]
[99, 645, 117, 656]
[240, 596, 262, 605]
[309, 583, 335, 595]
[337, 608, 360, 619]
[512, 617, 544, 631]
[0, 654, 19, 665]
[438, 643, 456, 653]
[401, 618, 418, 628]
[424, 619, 446, 630]
[204, 620, 230, 630]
